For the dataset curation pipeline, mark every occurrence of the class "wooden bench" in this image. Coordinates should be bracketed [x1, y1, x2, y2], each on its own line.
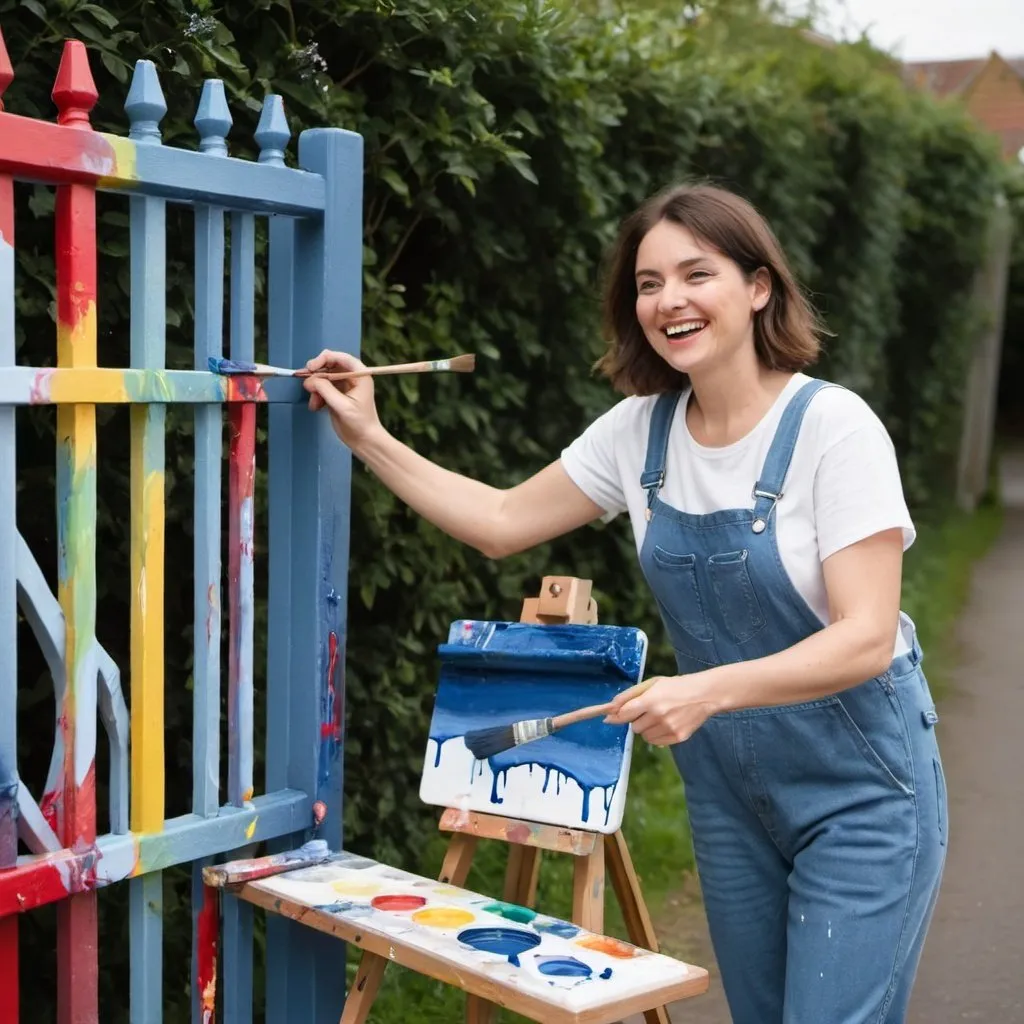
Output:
[205, 843, 709, 1024]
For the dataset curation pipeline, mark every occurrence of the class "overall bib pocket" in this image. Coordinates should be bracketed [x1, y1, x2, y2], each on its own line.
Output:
[650, 546, 713, 642]
[707, 549, 766, 643]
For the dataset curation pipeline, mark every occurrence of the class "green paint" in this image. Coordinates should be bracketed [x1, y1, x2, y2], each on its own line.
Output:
[483, 901, 537, 924]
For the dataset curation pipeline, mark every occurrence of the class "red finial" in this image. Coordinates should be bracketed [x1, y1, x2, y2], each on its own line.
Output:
[52, 40, 98, 128]
[0, 27, 14, 113]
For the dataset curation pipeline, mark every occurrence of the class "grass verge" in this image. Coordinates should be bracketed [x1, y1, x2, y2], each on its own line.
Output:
[349, 501, 1003, 1022]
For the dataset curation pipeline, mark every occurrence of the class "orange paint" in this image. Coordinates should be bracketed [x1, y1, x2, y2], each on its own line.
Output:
[575, 935, 637, 959]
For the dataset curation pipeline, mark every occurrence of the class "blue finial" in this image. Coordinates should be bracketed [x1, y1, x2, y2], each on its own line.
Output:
[194, 79, 232, 156]
[124, 59, 166, 144]
[255, 95, 290, 166]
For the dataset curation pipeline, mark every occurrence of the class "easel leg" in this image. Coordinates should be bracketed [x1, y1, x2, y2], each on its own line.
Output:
[572, 839, 605, 933]
[605, 831, 671, 1024]
[502, 845, 541, 907]
[339, 952, 389, 1024]
[439, 832, 478, 887]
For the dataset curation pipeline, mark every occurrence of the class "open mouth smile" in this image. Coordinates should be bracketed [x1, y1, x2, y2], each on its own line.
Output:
[663, 320, 708, 343]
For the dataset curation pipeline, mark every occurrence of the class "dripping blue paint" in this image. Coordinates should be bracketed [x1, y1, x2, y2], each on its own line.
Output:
[425, 620, 646, 826]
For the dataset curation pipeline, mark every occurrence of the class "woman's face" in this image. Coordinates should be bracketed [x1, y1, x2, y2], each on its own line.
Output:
[634, 219, 769, 379]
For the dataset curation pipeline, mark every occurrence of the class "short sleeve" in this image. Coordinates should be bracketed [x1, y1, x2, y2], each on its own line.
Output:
[560, 402, 631, 521]
[813, 423, 916, 561]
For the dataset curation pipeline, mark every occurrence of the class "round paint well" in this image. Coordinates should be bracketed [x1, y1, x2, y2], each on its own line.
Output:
[330, 880, 381, 897]
[534, 919, 580, 939]
[412, 907, 476, 929]
[458, 926, 541, 966]
[484, 901, 537, 924]
[536, 956, 592, 978]
[370, 894, 427, 912]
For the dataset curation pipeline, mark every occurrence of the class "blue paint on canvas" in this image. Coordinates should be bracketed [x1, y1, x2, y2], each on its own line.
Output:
[421, 620, 647, 831]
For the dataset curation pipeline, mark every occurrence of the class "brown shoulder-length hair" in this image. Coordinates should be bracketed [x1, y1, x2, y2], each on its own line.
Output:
[597, 183, 824, 395]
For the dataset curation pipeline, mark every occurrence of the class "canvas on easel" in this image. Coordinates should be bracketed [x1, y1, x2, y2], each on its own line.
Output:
[418, 618, 648, 834]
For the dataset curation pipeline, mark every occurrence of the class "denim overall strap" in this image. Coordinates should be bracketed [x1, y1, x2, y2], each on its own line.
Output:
[751, 379, 836, 529]
[640, 391, 682, 518]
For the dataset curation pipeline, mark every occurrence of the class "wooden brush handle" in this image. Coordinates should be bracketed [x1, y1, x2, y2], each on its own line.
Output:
[551, 679, 655, 730]
[297, 357, 468, 381]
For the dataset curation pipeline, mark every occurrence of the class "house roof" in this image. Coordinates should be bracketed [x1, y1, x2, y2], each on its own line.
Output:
[903, 57, 988, 96]
[902, 52, 1024, 159]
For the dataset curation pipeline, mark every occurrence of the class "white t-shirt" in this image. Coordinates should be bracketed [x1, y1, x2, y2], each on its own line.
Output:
[561, 373, 915, 656]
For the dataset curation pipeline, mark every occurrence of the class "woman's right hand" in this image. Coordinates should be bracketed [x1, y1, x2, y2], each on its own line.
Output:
[303, 349, 383, 452]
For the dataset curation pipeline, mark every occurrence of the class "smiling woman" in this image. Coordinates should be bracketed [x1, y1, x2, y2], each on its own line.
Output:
[304, 181, 947, 1024]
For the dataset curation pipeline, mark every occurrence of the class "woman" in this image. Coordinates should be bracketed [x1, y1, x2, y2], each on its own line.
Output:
[304, 183, 946, 1024]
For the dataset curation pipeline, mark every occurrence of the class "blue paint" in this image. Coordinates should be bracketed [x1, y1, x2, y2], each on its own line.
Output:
[533, 919, 579, 939]
[457, 926, 541, 967]
[428, 630, 643, 824]
[600, 967, 613, 979]
[536, 956, 592, 978]
[208, 355, 260, 375]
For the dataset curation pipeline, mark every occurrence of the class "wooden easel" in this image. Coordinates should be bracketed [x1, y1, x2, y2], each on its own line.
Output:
[436, 577, 670, 1024]
[342, 577, 671, 1024]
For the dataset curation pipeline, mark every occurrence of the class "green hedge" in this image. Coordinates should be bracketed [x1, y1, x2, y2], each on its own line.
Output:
[3, 1, 1004, 1018]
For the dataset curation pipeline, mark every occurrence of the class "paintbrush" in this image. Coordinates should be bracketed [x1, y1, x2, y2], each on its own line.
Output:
[463, 680, 655, 760]
[207, 354, 475, 380]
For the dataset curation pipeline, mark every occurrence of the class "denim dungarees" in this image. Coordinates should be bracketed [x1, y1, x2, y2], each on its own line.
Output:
[638, 380, 947, 1024]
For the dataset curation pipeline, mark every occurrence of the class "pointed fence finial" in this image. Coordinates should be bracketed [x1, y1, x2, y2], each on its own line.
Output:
[52, 39, 98, 129]
[255, 95, 289, 167]
[0, 27, 14, 113]
[194, 79, 231, 156]
[125, 59, 167, 144]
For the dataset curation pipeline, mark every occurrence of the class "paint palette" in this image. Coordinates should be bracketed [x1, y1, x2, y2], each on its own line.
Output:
[419, 620, 648, 834]
[250, 852, 705, 1019]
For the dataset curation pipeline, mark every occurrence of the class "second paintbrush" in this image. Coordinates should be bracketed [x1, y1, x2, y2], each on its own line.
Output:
[463, 679, 655, 760]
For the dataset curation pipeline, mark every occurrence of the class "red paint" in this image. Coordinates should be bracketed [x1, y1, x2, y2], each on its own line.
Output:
[0, 110, 118, 184]
[0, 27, 13, 113]
[0, 917, 18, 1022]
[224, 375, 267, 403]
[0, 174, 12, 246]
[227, 401, 256, 807]
[196, 885, 219, 1023]
[506, 823, 532, 844]
[52, 54, 100, 1015]
[320, 631, 342, 742]
[40, 787, 60, 833]
[52, 40, 98, 129]
[0, 844, 101, 917]
[370, 894, 427, 912]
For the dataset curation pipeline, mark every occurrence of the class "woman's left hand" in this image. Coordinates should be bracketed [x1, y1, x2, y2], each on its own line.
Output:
[604, 674, 720, 746]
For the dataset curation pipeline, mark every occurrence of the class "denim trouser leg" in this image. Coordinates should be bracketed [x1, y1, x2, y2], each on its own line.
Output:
[674, 725, 790, 1024]
[675, 669, 946, 1024]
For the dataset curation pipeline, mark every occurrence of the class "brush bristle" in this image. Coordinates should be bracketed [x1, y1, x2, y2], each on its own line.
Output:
[463, 724, 516, 760]
[208, 356, 257, 375]
[449, 353, 475, 373]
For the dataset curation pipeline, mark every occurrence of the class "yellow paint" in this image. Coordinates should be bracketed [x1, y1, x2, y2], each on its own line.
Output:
[47, 368, 130, 405]
[411, 907, 475, 929]
[245, 817, 258, 841]
[431, 886, 464, 897]
[98, 133, 139, 187]
[129, 416, 166, 834]
[57, 296, 97, 367]
[329, 880, 382, 897]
